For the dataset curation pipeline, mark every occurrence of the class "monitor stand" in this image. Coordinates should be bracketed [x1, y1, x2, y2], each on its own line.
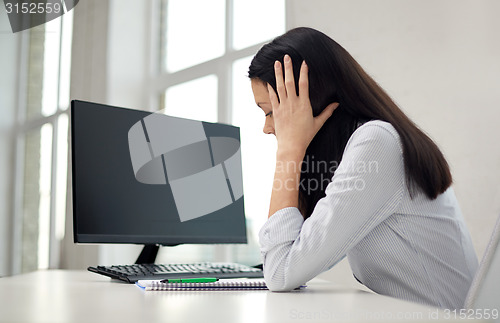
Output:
[135, 244, 159, 264]
[134, 243, 180, 264]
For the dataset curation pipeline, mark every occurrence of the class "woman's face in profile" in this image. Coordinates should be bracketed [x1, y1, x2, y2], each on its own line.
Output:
[251, 78, 275, 136]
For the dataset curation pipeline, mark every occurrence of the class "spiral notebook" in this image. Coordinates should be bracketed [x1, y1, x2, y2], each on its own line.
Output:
[135, 279, 270, 291]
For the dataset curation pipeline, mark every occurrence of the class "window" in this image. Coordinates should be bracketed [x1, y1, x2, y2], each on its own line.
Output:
[153, 0, 285, 264]
[164, 74, 218, 122]
[12, 12, 73, 274]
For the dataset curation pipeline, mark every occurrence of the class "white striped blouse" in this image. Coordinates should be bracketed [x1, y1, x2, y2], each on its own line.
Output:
[259, 120, 478, 309]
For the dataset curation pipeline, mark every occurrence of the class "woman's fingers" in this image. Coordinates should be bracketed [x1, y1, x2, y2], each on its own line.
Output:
[298, 60, 309, 102]
[314, 102, 339, 132]
[268, 83, 279, 110]
[273, 55, 308, 108]
[283, 54, 296, 98]
[274, 60, 287, 100]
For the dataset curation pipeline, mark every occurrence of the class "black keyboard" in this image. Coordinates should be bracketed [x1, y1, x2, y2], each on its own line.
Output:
[88, 262, 264, 283]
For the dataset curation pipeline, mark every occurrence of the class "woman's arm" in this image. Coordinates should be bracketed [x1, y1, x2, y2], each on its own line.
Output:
[267, 55, 338, 217]
[268, 150, 303, 217]
[260, 122, 405, 291]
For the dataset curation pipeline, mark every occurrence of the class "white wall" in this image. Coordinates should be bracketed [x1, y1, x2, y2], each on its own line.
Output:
[0, 8, 19, 276]
[287, 0, 500, 285]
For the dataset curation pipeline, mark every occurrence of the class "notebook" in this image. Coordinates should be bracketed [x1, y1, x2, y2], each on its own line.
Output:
[135, 279, 270, 291]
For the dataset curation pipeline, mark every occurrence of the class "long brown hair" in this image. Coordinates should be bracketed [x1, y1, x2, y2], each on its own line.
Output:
[248, 27, 452, 218]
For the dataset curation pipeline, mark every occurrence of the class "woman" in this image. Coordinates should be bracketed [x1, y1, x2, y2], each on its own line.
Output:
[248, 27, 478, 309]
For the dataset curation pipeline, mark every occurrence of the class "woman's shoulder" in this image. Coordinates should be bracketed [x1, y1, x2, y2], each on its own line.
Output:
[356, 120, 398, 137]
[345, 120, 403, 154]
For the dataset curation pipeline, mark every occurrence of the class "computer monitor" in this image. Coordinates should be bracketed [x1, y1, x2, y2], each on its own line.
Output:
[71, 100, 247, 263]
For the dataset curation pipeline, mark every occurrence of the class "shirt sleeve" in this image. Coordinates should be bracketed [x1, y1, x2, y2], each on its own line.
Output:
[258, 122, 405, 291]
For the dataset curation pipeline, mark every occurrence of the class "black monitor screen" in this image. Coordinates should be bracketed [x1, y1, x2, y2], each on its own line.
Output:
[71, 100, 247, 245]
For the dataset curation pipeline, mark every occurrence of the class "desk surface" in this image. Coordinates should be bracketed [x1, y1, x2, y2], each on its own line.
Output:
[0, 270, 487, 323]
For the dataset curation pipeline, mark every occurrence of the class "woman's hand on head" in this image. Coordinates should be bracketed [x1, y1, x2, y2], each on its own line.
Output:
[269, 54, 339, 159]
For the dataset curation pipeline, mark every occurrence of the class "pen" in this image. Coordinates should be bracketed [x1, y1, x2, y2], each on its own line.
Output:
[160, 277, 219, 283]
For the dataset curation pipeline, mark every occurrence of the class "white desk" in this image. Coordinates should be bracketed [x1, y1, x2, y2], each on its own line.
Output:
[0, 270, 488, 322]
